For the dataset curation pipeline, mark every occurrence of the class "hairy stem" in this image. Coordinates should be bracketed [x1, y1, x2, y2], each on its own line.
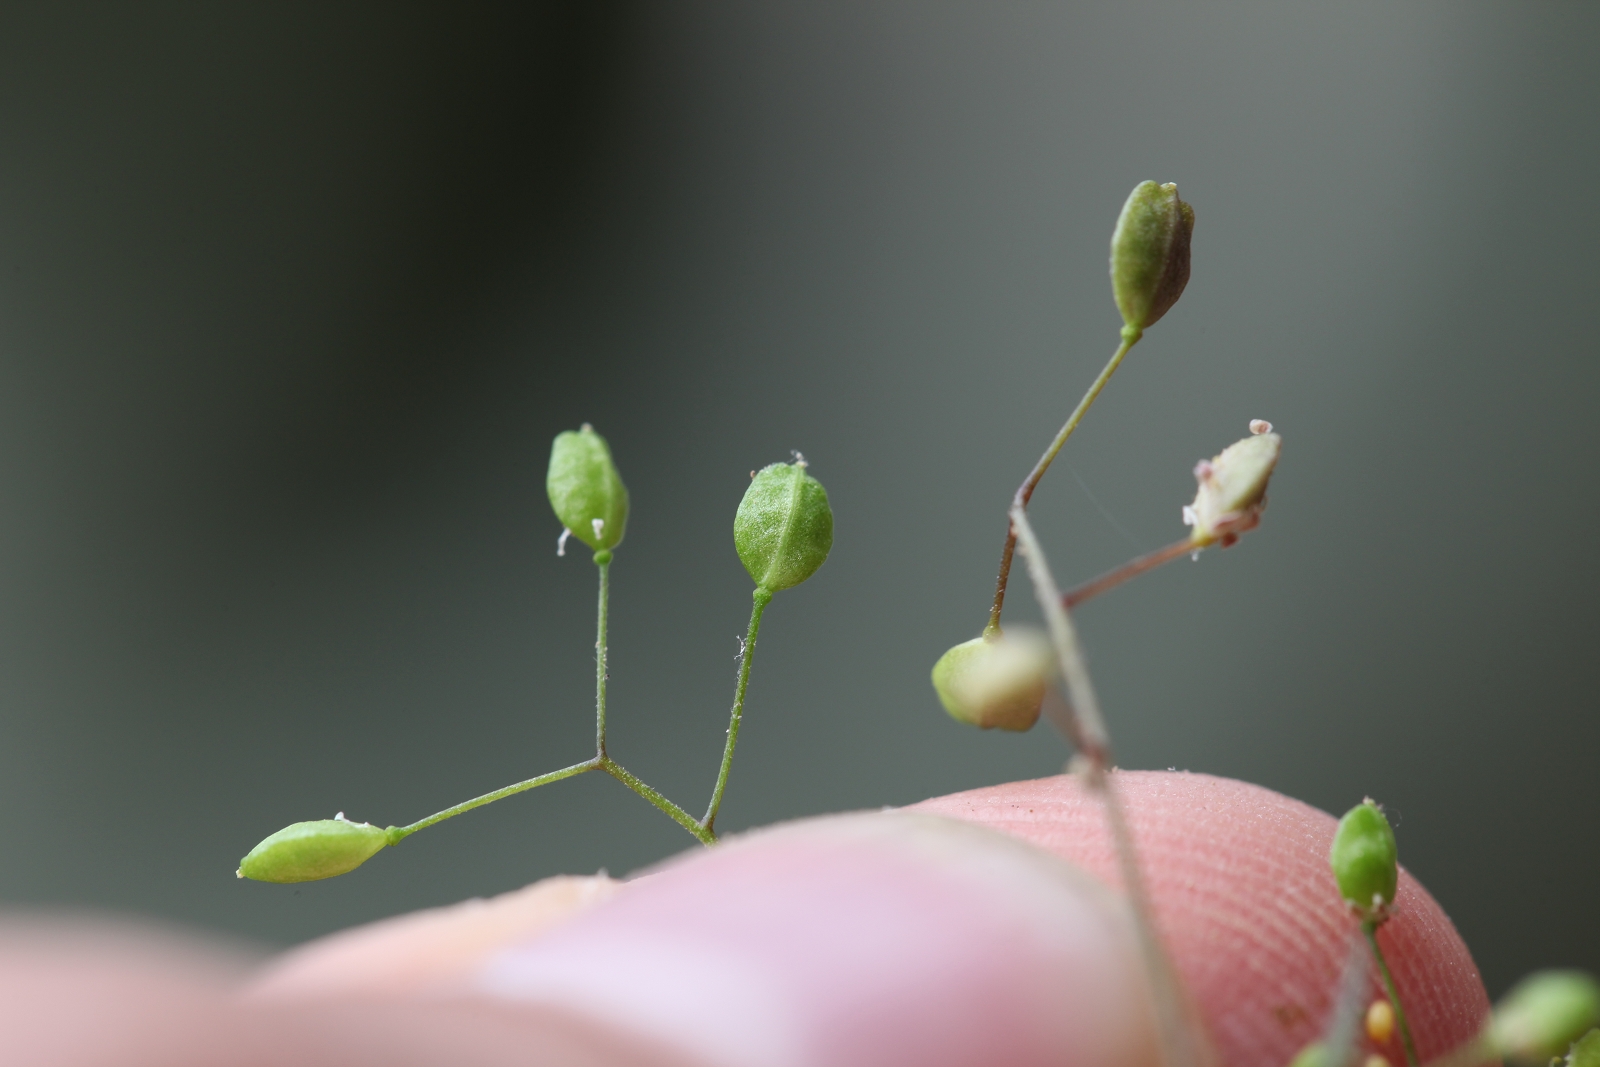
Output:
[595, 554, 611, 755]
[1063, 538, 1194, 610]
[1009, 504, 1208, 1067]
[389, 758, 601, 840]
[987, 328, 1141, 634]
[702, 588, 773, 833]
[602, 757, 716, 845]
[1365, 920, 1421, 1067]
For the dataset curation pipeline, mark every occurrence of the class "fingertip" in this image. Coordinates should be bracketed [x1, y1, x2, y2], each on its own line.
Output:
[249, 874, 622, 1000]
[477, 812, 1159, 1067]
[912, 771, 1491, 1067]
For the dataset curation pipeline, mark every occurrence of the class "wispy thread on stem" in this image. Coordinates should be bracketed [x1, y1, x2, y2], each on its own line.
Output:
[1008, 503, 1211, 1067]
[986, 332, 1140, 633]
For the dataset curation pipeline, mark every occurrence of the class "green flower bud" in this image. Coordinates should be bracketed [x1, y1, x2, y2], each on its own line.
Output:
[1328, 799, 1398, 919]
[1110, 180, 1195, 335]
[1491, 972, 1600, 1064]
[1186, 426, 1281, 548]
[734, 459, 833, 592]
[547, 424, 629, 552]
[237, 816, 393, 884]
[931, 630, 1050, 732]
[1566, 1028, 1600, 1067]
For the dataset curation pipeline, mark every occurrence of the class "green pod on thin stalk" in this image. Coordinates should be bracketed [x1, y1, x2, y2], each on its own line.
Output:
[548, 424, 629, 552]
[237, 816, 393, 884]
[1329, 799, 1398, 919]
[735, 459, 833, 593]
[1110, 180, 1195, 336]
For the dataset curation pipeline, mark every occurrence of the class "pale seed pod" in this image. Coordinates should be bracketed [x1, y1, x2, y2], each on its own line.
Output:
[734, 460, 833, 592]
[1110, 181, 1195, 336]
[1328, 799, 1398, 920]
[547, 424, 629, 552]
[237, 817, 393, 884]
[1490, 971, 1600, 1064]
[931, 630, 1050, 732]
[1187, 430, 1281, 548]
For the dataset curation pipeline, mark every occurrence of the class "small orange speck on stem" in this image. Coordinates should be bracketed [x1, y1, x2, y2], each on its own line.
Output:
[1366, 998, 1396, 1045]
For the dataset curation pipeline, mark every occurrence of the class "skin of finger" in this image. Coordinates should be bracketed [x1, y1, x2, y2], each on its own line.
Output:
[474, 811, 1159, 1067]
[0, 924, 695, 1067]
[248, 874, 622, 1000]
[910, 770, 1493, 1067]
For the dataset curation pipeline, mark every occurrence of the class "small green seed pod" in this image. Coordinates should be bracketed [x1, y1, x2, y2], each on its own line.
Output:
[1328, 799, 1398, 919]
[931, 631, 1049, 732]
[1491, 972, 1600, 1064]
[237, 817, 393, 884]
[734, 459, 833, 592]
[547, 424, 629, 552]
[1565, 1028, 1600, 1067]
[1187, 430, 1281, 548]
[1110, 180, 1195, 335]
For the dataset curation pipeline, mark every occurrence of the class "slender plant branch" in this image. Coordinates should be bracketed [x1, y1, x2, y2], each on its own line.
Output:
[601, 757, 716, 844]
[986, 328, 1141, 634]
[1063, 537, 1194, 610]
[389, 757, 601, 840]
[1009, 503, 1209, 1067]
[595, 554, 611, 755]
[702, 588, 774, 833]
[1365, 920, 1421, 1067]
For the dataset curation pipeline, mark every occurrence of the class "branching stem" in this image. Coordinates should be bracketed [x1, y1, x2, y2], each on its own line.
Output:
[1063, 538, 1195, 610]
[987, 328, 1141, 634]
[389, 551, 722, 849]
[389, 758, 600, 840]
[1009, 504, 1208, 1067]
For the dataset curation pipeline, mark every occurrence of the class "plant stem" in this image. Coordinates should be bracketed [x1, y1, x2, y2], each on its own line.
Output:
[388, 758, 601, 840]
[1009, 503, 1209, 1067]
[594, 554, 611, 755]
[1063, 538, 1194, 610]
[601, 757, 716, 844]
[1365, 920, 1421, 1067]
[702, 588, 773, 833]
[986, 328, 1141, 634]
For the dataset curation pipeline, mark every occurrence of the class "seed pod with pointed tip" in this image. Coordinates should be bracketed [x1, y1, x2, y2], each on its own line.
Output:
[1329, 799, 1398, 919]
[931, 631, 1049, 732]
[1110, 180, 1195, 335]
[1491, 972, 1600, 1064]
[734, 461, 833, 592]
[237, 818, 393, 884]
[547, 425, 629, 552]
[1187, 431, 1281, 548]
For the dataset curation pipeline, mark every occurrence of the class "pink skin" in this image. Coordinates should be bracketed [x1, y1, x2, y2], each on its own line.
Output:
[911, 772, 1492, 1067]
[0, 773, 1491, 1067]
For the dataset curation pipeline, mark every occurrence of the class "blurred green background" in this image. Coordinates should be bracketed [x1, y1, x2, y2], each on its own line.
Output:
[0, 3, 1595, 994]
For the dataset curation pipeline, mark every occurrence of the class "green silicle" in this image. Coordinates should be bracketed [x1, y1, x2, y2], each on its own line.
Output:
[237, 817, 393, 884]
[1329, 799, 1398, 918]
[547, 423, 629, 552]
[734, 460, 833, 593]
